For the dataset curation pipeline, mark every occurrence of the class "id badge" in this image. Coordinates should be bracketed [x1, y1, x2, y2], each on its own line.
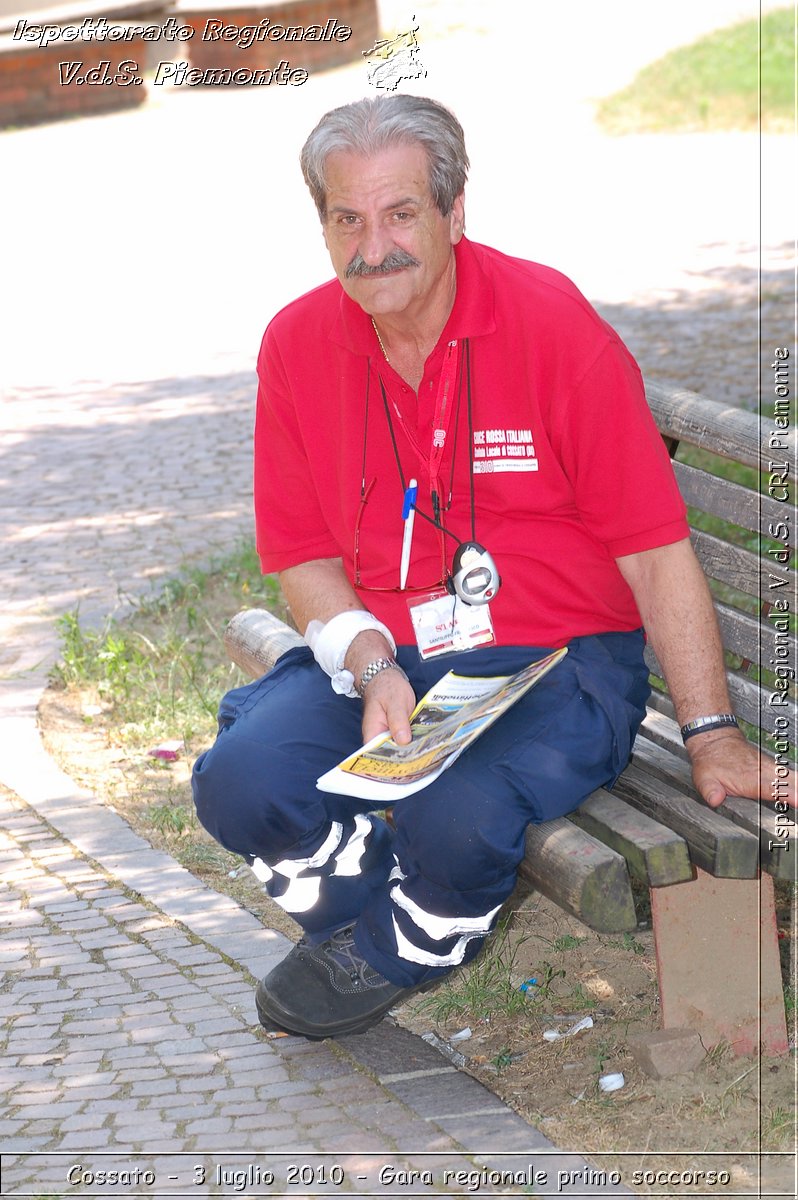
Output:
[407, 589, 496, 660]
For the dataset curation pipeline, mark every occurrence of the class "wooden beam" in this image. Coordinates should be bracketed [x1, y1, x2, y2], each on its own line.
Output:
[674, 459, 791, 542]
[689, 527, 771, 599]
[569, 788, 692, 888]
[611, 763, 760, 879]
[633, 728, 793, 880]
[646, 381, 797, 471]
[517, 819, 637, 933]
[224, 608, 304, 679]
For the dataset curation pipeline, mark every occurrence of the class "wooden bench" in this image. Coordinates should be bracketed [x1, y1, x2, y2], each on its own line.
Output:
[224, 383, 795, 1057]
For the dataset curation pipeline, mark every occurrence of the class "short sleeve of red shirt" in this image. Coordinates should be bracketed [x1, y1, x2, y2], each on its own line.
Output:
[548, 334, 688, 558]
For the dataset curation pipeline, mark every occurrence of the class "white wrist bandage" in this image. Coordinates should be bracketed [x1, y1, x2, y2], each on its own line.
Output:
[305, 610, 396, 698]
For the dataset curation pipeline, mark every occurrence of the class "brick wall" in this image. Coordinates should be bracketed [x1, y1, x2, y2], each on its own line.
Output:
[0, 36, 148, 127]
[177, 0, 378, 78]
[0, 0, 378, 126]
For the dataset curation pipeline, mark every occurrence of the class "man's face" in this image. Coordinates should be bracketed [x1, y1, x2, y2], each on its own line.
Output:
[321, 143, 464, 323]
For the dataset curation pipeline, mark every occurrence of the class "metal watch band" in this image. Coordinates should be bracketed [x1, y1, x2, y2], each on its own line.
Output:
[356, 658, 406, 698]
[680, 713, 738, 742]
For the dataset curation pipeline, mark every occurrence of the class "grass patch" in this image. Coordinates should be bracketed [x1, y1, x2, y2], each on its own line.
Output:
[50, 541, 287, 752]
[597, 8, 795, 134]
[414, 918, 532, 1023]
[606, 932, 647, 957]
[551, 934, 587, 953]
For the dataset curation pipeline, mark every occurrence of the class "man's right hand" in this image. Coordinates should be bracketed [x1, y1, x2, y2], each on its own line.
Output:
[360, 667, 416, 746]
[344, 629, 416, 746]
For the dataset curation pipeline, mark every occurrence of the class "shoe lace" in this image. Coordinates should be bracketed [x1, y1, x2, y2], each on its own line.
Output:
[325, 926, 381, 986]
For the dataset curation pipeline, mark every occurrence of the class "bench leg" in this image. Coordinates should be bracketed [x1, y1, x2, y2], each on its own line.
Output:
[650, 868, 788, 1056]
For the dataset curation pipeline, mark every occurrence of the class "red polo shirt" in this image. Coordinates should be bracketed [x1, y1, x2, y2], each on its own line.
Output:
[255, 238, 688, 647]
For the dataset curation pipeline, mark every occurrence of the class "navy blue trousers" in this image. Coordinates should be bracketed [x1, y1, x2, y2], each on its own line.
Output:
[192, 633, 649, 986]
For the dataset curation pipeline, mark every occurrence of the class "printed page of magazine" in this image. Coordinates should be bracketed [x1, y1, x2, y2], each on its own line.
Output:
[316, 647, 568, 803]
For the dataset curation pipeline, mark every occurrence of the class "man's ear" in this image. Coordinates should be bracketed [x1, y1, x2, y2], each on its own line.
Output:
[449, 193, 466, 244]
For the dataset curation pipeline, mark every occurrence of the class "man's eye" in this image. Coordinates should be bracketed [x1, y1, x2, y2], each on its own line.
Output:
[393, 211, 411, 222]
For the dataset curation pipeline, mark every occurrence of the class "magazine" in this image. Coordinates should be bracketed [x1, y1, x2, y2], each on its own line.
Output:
[316, 647, 568, 802]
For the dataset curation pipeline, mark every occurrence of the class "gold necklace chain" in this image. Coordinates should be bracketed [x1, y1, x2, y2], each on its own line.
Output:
[370, 317, 390, 364]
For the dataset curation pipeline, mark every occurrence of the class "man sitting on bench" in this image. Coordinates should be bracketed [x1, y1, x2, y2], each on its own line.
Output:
[192, 94, 778, 1040]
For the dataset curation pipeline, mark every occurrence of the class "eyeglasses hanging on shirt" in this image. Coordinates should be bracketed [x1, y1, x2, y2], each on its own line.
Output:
[358, 339, 501, 609]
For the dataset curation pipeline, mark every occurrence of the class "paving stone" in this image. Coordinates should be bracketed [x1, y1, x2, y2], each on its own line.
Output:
[5, 1036, 63, 1055]
[154, 1038, 210, 1059]
[186, 1017, 248, 1037]
[55, 1129, 116, 1149]
[128, 1078, 176, 1097]
[57, 1085, 122, 1103]
[183, 1116, 232, 1136]
[59, 1111, 111, 1132]
[201, 1031, 259, 1050]
[175, 1074, 230, 1093]
[59, 1072, 108, 1088]
[110, 1067, 164, 1083]
[232, 1111, 298, 1132]
[120, 1000, 170, 1016]
[64, 1018, 120, 1035]
[9, 1102, 81, 1120]
[9, 1088, 62, 1106]
[128, 1024, 188, 1043]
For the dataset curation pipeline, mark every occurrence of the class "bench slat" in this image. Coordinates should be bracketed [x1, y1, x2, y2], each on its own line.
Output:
[517, 819, 637, 933]
[646, 381, 797, 470]
[646, 597, 798, 678]
[611, 763, 760, 878]
[644, 647, 795, 731]
[569, 788, 692, 887]
[714, 601, 798, 672]
[690, 527, 772, 599]
[675, 460, 792, 543]
[633, 725, 793, 880]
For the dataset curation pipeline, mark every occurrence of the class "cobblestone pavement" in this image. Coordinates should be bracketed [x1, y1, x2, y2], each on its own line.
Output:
[4, 782, 581, 1195]
[0, 1, 794, 1195]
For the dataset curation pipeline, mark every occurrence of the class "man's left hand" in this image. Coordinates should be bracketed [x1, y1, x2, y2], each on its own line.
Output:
[687, 731, 796, 810]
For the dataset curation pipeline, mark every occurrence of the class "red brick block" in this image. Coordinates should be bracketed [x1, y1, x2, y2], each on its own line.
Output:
[628, 1028, 707, 1079]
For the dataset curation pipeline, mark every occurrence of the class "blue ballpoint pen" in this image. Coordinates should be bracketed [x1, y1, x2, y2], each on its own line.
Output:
[400, 479, 418, 589]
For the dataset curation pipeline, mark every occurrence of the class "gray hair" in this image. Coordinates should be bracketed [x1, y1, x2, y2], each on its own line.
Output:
[300, 95, 469, 220]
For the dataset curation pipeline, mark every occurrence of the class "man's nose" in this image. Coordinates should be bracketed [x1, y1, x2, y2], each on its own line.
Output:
[359, 221, 393, 266]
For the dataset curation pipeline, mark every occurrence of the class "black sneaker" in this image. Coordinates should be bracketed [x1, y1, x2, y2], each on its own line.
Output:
[255, 925, 436, 1038]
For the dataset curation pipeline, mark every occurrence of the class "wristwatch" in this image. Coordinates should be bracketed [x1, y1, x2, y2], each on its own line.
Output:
[356, 658, 407, 697]
[680, 713, 739, 741]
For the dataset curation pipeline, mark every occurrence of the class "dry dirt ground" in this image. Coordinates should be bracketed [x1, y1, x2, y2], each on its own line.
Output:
[39, 676, 796, 1193]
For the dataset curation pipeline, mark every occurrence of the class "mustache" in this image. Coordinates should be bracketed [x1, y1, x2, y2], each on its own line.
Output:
[345, 249, 421, 278]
